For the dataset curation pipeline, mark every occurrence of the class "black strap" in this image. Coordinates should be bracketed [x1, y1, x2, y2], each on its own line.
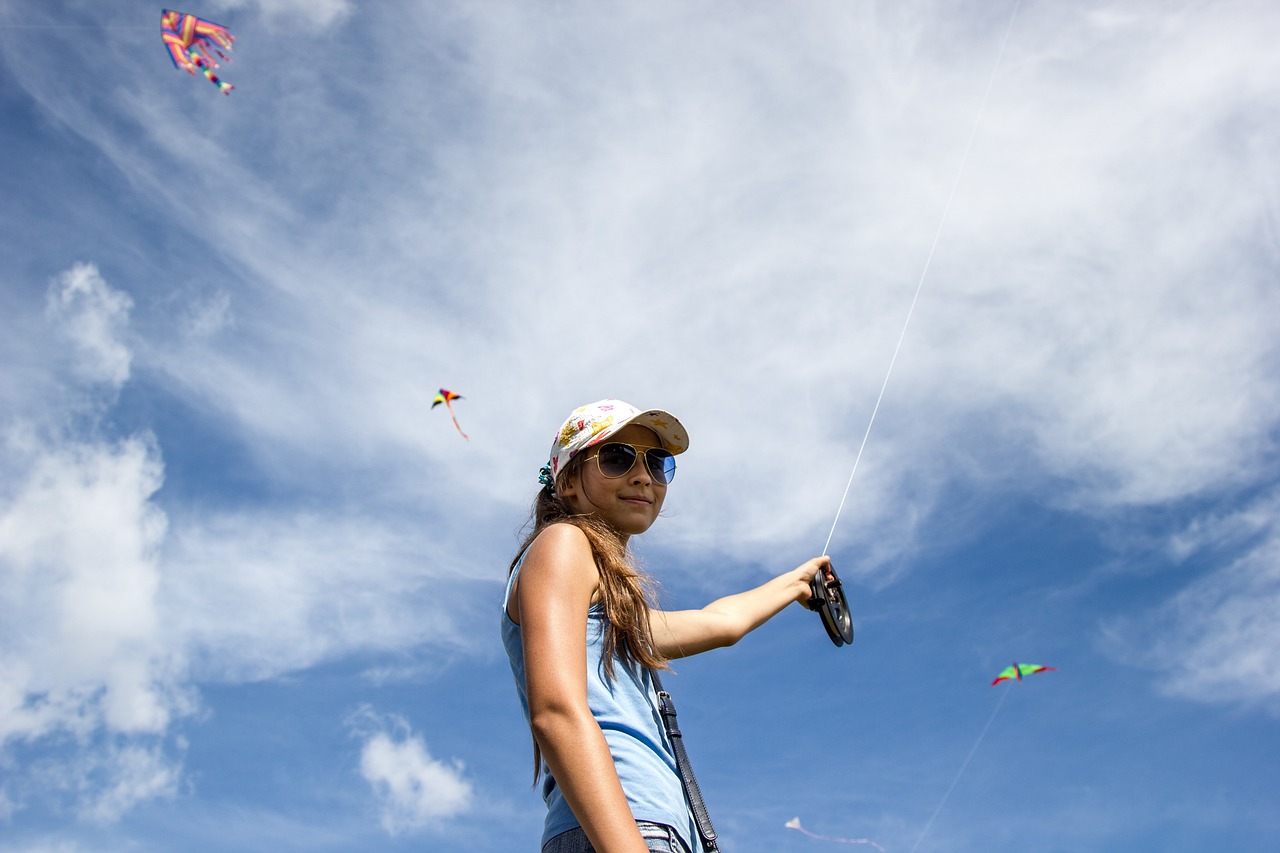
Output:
[651, 670, 720, 852]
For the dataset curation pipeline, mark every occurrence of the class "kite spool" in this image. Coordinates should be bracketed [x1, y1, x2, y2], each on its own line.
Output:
[806, 563, 854, 647]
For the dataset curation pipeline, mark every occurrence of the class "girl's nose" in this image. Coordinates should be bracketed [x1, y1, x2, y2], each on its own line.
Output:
[629, 457, 652, 484]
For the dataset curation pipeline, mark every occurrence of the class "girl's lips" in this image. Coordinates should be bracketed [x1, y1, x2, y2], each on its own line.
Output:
[620, 495, 652, 504]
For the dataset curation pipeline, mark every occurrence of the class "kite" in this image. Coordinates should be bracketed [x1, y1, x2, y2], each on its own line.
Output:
[909, 660, 1059, 853]
[161, 9, 235, 95]
[991, 662, 1056, 686]
[433, 389, 469, 440]
[786, 817, 884, 851]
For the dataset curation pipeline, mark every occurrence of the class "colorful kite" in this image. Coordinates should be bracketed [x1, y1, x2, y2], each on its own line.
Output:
[433, 389, 469, 440]
[910, 661, 1059, 852]
[991, 662, 1056, 686]
[785, 817, 884, 851]
[161, 9, 235, 95]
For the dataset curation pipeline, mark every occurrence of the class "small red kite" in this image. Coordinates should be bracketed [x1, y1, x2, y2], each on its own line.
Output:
[433, 389, 469, 440]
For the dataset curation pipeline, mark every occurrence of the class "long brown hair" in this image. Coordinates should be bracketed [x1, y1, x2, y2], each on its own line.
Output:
[509, 456, 668, 678]
[509, 457, 669, 780]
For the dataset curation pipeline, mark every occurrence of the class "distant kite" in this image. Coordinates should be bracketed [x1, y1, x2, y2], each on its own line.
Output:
[991, 662, 1056, 686]
[909, 662, 1060, 852]
[786, 818, 884, 851]
[433, 389, 469, 440]
[161, 9, 235, 94]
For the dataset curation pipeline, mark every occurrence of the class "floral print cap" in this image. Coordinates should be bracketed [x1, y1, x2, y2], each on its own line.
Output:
[548, 399, 689, 479]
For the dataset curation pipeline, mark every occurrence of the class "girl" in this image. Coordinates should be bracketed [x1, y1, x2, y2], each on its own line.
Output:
[502, 399, 831, 853]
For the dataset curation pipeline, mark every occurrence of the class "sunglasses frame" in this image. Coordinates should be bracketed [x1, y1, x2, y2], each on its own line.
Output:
[589, 441, 677, 484]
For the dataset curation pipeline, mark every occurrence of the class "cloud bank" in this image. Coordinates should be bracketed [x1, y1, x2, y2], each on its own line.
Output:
[2, 0, 1279, 833]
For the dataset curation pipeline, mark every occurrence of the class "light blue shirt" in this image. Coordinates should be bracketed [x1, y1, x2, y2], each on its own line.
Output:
[502, 551, 698, 850]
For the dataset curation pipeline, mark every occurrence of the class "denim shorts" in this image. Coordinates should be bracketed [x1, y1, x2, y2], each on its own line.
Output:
[542, 821, 692, 853]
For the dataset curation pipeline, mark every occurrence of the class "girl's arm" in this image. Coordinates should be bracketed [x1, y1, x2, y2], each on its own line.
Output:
[515, 523, 652, 853]
[649, 556, 831, 659]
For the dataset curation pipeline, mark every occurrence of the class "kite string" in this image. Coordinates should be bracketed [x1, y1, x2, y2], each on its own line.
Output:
[906, 686, 1011, 853]
[821, 0, 1023, 558]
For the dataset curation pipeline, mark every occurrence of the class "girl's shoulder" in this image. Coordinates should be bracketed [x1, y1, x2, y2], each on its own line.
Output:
[523, 521, 597, 579]
[513, 522, 602, 620]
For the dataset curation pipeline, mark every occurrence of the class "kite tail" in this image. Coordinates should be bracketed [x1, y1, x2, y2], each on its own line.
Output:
[448, 405, 470, 441]
[785, 818, 885, 851]
[184, 48, 234, 94]
[206, 73, 234, 95]
[192, 40, 232, 68]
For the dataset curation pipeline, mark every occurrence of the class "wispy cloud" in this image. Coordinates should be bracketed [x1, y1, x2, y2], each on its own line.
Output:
[217, 0, 353, 33]
[1103, 491, 1280, 714]
[44, 264, 134, 390]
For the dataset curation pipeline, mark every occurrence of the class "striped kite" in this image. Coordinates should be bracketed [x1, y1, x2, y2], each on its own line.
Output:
[991, 662, 1056, 686]
[161, 9, 235, 95]
[433, 389, 469, 441]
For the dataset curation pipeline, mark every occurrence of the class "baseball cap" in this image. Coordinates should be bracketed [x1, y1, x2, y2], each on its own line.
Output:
[548, 399, 689, 479]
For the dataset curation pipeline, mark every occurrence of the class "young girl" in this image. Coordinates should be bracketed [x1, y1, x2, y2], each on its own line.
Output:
[502, 399, 831, 853]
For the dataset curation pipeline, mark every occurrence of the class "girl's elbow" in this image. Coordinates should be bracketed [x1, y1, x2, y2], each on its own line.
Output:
[528, 703, 589, 744]
[694, 608, 745, 646]
[719, 628, 745, 648]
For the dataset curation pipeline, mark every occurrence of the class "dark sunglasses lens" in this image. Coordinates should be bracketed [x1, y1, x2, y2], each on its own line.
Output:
[597, 443, 638, 477]
[596, 444, 676, 483]
[645, 450, 676, 484]
[645, 448, 675, 481]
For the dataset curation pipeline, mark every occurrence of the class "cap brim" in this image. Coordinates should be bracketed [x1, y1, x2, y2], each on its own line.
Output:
[586, 408, 689, 455]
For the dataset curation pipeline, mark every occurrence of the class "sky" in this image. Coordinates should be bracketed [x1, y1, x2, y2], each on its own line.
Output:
[1, 0, 1278, 851]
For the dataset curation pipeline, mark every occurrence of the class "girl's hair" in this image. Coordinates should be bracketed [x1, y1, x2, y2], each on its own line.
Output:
[509, 455, 668, 677]
[509, 456, 669, 782]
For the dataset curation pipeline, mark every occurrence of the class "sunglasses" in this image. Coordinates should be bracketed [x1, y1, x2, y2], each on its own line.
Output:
[590, 442, 677, 485]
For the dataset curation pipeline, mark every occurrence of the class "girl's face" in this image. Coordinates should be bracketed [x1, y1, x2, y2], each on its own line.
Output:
[560, 424, 669, 537]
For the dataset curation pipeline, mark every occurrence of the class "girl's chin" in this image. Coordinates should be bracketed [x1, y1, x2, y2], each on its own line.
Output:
[609, 514, 656, 535]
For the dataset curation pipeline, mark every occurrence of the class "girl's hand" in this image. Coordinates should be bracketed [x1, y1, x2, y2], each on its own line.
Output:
[793, 556, 834, 607]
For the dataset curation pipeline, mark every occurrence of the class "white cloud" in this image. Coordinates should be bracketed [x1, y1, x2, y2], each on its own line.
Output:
[0, 840, 83, 853]
[44, 264, 133, 391]
[350, 707, 473, 834]
[1, 264, 192, 822]
[0, 429, 194, 821]
[164, 509, 485, 683]
[1165, 493, 1280, 564]
[216, 0, 353, 32]
[0, 786, 17, 822]
[1102, 492, 1280, 713]
[0, 434, 184, 741]
[72, 740, 184, 824]
[182, 290, 234, 340]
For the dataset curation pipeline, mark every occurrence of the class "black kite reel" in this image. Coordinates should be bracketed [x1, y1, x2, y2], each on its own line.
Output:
[807, 563, 854, 647]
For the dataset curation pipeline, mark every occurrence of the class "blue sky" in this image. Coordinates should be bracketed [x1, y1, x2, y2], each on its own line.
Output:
[1, 1, 1278, 851]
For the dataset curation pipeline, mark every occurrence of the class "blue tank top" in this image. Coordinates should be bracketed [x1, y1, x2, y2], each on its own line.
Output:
[502, 550, 698, 850]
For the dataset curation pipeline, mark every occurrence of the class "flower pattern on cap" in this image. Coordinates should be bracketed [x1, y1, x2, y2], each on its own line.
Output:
[546, 399, 688, 479]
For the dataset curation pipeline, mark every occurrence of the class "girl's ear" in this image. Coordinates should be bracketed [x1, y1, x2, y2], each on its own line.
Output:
[558, 474, 577, 499]
[557, 470, 582, 512]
